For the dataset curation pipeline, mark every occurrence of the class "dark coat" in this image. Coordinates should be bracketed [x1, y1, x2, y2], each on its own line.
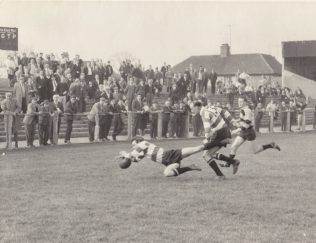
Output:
[162, 106, 172, 121]
[64, 101, 78, 121]
[125, 85, 137, 101]
[169, 88, 181, 105]
[132, 99, 143, 112]
[105, 65, 113, 79]
[23, 103, 40, 125]
[35, 76, 49, 102]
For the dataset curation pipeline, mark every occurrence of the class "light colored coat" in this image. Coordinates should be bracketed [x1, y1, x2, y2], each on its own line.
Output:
[1, 98, 20, 133]
[13, 81, 29, 110]
[87, 102, 103, 123]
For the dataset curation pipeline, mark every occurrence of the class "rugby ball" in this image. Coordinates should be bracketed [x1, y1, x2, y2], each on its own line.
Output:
[119, 157, 132, 169]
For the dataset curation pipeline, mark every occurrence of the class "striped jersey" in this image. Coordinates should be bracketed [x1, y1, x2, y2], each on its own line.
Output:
[200, 106, 232, 138]
[130, 141, 164, 163]
[239, 106, 253, 128]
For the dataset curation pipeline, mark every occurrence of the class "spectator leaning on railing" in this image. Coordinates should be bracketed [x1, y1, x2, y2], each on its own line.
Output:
[23, 97, 40, 147]
[38, 99, 53, 146]
[50, 94, 64, 138]
[87, 97, 105, 142]
[111, 99, 125, 141]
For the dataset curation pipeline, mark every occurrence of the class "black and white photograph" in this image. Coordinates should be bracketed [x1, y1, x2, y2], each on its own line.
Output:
[0, 1, 315, 242]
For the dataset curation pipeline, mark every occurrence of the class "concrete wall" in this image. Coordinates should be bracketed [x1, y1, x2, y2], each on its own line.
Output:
[283, 70, 316, 98]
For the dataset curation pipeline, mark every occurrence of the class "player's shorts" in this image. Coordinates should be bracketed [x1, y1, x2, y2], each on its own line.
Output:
[239, 126, 256, 141]
[161, 149, 183, 166]
[206, 127, 231, 148]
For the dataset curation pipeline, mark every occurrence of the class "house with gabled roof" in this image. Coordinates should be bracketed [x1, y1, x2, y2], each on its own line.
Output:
[173, 44, 282, 86]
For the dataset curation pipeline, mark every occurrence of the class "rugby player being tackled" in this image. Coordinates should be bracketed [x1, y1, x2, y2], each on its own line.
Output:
[116, 136, 228, 177]
[194, 101, 240, 179]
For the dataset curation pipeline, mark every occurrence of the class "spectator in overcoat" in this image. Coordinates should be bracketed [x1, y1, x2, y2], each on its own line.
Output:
[131, 94, 143, 137]
[64, 96, 78, 144]
[38, 100, 53, 146]
[13, 76, 29, 113]
[125, 77, 137, 111]
[162, 100, 172, 138]
[111, 99, 125, 141]
[150, 103, 159, 139]
[145, 79, 155, 106]
[1, 92, 21, 148]
[87, 97, 106, 142]
[23, 97, 40, 147]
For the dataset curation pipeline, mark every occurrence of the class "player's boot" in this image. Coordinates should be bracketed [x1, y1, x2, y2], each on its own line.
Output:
[232, 159, 240, 175]
[271, 142, 281, 151]
[188, 164, 202, 171]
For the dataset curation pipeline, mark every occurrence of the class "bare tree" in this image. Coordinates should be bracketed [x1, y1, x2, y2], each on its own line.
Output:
[109, 51, 138, 71]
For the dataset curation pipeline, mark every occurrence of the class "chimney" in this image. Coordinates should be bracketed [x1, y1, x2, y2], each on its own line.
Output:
[220, 43, 230, 57]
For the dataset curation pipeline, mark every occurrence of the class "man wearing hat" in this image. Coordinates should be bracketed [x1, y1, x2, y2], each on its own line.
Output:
[64, 96, 78, 144]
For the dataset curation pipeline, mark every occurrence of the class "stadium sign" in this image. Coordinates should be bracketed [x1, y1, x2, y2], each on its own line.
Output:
[0, 27, 18, 51]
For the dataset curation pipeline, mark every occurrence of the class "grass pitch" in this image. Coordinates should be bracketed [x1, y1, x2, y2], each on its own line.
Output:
[1, 133, 316, 243]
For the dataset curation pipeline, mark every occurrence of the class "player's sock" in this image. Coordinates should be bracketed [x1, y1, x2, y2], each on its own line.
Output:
[216, 153, 236, 165]
[207, 160, 224, 176]
[220, 154, 236, 167]
[262, 144, 273, 150]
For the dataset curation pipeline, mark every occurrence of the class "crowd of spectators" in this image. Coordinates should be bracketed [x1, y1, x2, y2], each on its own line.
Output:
[0, 52, 312, 148]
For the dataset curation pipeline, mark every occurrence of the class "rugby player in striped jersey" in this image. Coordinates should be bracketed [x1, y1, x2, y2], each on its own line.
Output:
[194, 101, 240, 179]
[220, 96, 281, 168]
[117, 135, 229, 177]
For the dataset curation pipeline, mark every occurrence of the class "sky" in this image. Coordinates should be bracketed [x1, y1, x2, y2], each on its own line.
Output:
[1, 1, 316, 69]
